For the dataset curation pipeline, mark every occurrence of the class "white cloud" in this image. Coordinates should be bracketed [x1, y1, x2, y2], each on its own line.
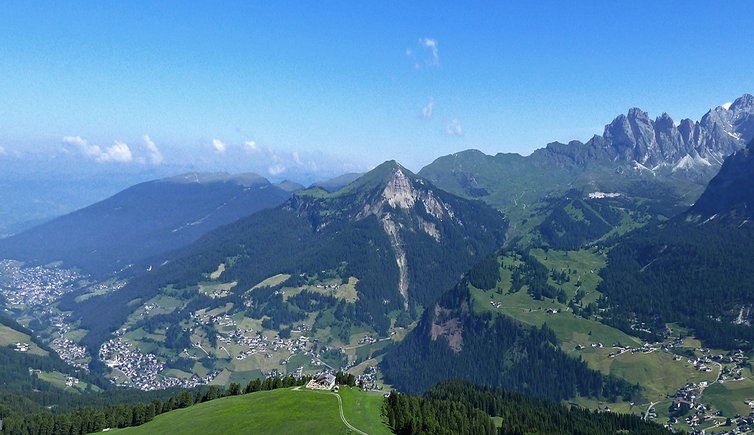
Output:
[63, 135, 98, 157]
[102, 141, 133, 162]
[722, 102, 733, 110]
[444, 119, 463, 136]
[292, 151, 303, 165]
[244, 140, 259, 152]
[267, 164, 286, 176]
[419, 37, 439, 65]
[406, 37, 440, 69]
[143, 135, 163, 164]
[420, 97, 434, 120]
[63, 136, 133, 163]
[212, 138, 227, 153]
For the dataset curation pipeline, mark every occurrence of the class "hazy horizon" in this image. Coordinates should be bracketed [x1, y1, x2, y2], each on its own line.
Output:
[2, 2, 754, 179]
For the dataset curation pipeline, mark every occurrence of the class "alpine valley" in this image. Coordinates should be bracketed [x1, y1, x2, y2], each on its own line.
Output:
[3, 95, 754, 434]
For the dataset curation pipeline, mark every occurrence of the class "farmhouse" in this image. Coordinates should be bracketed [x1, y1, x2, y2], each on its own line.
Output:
[306, 372, 336, 390]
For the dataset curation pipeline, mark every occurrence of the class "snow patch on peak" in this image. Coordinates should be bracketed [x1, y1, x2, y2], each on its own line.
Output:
[673, 154, 712, 172]
[588, 192, 621, 199]
[632, 161, 655, 174]
[721, 102, 733, 110]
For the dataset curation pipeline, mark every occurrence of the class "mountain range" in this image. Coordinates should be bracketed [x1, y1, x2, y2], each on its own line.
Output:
[62, 161, 506, 353]
[419, 94, 754, 247]
[0, 173, 292, 275]
[3, 96, 754, 434]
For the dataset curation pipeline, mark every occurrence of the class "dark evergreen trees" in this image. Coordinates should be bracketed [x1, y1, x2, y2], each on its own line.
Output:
[382, 381, 671, 435]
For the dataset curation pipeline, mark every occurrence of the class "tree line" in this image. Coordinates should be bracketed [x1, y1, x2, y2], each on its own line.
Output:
[1, 374, 312, 435]
[383, 381, 671, 435]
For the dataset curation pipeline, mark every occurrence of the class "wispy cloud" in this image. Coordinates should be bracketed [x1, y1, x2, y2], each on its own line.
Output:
[420, 97, 434, 120]
[212, 138, 227, 153]
[444, 119, 463, 136]
[244, 140, 259, 152]
[63, 136, 133, 163]
[419, 38, 439, 65]
[143, 135, 163, 164]
[292, 151, 303, 165]
[406, 37, 440, 69]
[267, 164, 286, 176]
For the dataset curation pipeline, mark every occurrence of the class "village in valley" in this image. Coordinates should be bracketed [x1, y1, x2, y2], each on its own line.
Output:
[2, 257, 753, 434]
[0, 260, 394, 396]
[0, 259, 83, 308]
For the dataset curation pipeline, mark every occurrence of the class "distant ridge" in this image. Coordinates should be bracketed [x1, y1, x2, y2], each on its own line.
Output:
[310, 172, 364, 192]
[0, 172, 291, 275]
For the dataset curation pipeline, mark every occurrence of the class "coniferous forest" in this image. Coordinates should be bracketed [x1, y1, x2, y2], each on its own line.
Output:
[383, 381, 670, 435]
[381, 281, 639, 402]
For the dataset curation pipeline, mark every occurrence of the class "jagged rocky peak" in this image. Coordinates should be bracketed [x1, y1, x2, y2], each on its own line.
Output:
[654, 112, 675, 131]
[701, 94, 754, 140]
[596, 94, 754, 168]
[348, 160, 446, 218]
[603, 107, 663, 164]
[730, 93, 754, 112]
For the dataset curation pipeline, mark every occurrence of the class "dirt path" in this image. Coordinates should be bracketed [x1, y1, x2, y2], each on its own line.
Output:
[331, 392, 368, 435]
[644, 401, 658, 421]
[292, 387, 368, 434]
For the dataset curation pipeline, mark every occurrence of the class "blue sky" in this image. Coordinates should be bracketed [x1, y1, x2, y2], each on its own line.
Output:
[1, 1, 753, 180]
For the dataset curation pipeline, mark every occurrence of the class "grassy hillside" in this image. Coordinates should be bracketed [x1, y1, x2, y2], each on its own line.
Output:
[0, 323, 47, 356]
[418, 149, 703, 247]
[464, 249, 753, 432]
[111, 387, 390, 435]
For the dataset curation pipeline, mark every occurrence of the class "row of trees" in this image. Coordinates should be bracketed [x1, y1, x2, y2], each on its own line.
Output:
[1, 374, 312, 435]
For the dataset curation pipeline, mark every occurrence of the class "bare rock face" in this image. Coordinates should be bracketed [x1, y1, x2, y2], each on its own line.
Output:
[367, 166, 458, 307]
[357, 165, 457, 242]
[430, 304, 464, 353]
[288, 160, 507, 310]
[541, 93, 754, 172]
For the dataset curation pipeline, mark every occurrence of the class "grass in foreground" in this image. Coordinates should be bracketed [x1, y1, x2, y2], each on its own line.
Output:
[112, 387, 389, 435]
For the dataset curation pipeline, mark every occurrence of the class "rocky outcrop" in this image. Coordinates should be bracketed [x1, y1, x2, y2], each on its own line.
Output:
[539, 93, 754, 171]
[289, 161, 507, 310]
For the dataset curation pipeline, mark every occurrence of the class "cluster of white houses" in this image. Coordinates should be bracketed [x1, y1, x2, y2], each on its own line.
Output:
[99, 338, 219, 391]
[0, 260, 82, 308]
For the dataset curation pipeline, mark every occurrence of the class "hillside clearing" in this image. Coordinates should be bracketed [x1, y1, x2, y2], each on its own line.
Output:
[110, 387, 389, 435]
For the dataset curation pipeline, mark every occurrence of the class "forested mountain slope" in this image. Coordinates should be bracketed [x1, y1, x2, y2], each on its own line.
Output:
[597, 139, 754, 349]
[64, 161, 507, 354]
[0, 173, 291, 276]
